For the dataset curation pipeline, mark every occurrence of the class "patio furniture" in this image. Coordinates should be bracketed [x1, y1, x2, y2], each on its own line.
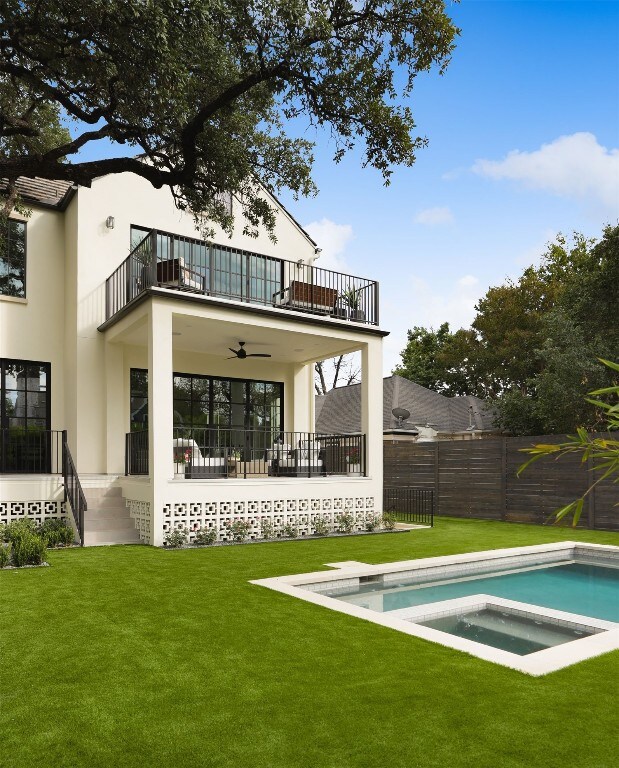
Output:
[172, 438, 228, 478]
[157, 258, 205, 291]
[270, 438, 325, 477]
[273, 281, 338, 315]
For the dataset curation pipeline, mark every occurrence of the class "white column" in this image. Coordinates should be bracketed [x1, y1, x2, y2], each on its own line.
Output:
[361, 339, 383, 483]
[148, 301, 173, 545]
[292, 362, 313, 435]
[105, 339, 125, 474]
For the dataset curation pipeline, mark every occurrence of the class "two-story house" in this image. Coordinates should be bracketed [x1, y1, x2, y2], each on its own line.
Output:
[0, 174, 386, 546]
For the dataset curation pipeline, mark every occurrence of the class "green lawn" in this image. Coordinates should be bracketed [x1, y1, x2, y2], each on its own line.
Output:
[1, 518, 617, 768]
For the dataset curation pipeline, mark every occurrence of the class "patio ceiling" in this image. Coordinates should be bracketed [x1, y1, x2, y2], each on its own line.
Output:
[107, 310, 362, 365]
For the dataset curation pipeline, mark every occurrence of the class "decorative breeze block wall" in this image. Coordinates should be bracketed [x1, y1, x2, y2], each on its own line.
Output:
[0, 500, 66, 526]
[127, 500, 152, 545]
[162, 496, 377, 543]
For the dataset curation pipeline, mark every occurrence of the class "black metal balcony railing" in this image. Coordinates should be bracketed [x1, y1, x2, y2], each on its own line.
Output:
[125, 428, 366, 479]
[105, 228, 379, 326]
[0, 427, 63, 473]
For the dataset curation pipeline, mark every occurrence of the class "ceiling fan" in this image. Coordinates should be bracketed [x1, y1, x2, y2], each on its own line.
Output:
[227, 341, 272, 360]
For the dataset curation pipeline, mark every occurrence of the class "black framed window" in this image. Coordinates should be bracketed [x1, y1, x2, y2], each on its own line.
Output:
[130, 368, 283, 432]
[1, 359, 50, 430]
[130, 369, 148, 432]
[0, 219, 26, 297]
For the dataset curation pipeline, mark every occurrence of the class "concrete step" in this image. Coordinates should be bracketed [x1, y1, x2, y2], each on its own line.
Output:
[84, 516, 137, 532]
[79, 474, 120, 490]
[83, 486, 123, 500]
[83, 529, 142, 546]
[80, 479, 141, 546]
[84, 498, 127, 512]
[85, 508, 131, 522]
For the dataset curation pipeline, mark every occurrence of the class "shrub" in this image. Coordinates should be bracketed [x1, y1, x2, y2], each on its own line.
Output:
[11, 530, 47, 567]
[336, 511, 355, 534]
[0, 543, 11, 568]
[38, 518, 74, 547]
[4, 518, 36, 544]
[382, 512, 397, 531]
[365, 513, 381, 532]
[259, 518, 275, 539]
[312, 515, 331, 536]
[0, 523, 7, 543]
[283, 522, 298, 538]
[194, 526, 217, 546]
[227, 519, 252, 543]
[164, 527, 188, 548]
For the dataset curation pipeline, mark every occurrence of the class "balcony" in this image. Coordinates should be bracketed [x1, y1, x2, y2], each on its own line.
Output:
[105, 229, 379, 325]
[125, 429, 366, 479]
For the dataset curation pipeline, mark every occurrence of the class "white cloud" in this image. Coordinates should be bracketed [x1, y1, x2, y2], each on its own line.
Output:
[458, 274, 478, 288]
[473, 132, 619, 212]
[304, 217, 353, 272]
[413, 206, 454, 226]
[382, 273, 485, 375]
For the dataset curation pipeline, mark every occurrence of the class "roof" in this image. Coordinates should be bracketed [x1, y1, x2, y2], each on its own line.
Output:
[1, 177, 75, 210]
[316, 374, 497, 434]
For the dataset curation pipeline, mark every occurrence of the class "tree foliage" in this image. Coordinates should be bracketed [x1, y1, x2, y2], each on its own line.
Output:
[394, 226, 619, 434]
[0, 0, 458, 237]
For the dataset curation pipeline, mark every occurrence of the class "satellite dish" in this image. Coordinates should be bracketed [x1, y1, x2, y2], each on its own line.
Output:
[392, 407, 411, 428]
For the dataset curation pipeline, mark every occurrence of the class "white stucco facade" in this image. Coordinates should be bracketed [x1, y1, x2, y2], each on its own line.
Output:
[1, 174, 386, 545]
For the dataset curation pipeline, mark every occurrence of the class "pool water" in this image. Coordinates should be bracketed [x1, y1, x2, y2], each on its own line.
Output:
[326, 562, 619, 622]
[416, 608, 598, 656]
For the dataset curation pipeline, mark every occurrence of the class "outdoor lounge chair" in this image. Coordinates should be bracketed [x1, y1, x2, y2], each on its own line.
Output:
[172, 437, 228, 478]
[269, 438, 325, 477]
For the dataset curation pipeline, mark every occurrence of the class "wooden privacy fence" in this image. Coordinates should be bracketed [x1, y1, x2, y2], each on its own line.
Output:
[383, 435, 618, 531]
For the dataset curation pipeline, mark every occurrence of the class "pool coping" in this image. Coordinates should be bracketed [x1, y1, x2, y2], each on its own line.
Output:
[251, 541, 619, 676]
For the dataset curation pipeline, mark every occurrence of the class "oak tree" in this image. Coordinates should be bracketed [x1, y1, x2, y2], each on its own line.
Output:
[0, 0, 458, 236]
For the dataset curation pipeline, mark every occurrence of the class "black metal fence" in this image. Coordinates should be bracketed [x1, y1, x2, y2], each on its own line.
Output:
[126, 427, 367, 479]
[0, 428, 63, 473]
[105, 228, 379, 325]
[383, 487, 434, 526]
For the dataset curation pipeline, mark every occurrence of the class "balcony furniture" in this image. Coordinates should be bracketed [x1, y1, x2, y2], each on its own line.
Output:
[266, 442, 292, 476]
[271, 438, 325, 477]
[157, 258, 204, 291]
[273, 281, 338, 315]
[172, 438, 228, 478]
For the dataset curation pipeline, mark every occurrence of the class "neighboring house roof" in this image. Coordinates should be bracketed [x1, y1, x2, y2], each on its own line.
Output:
[1, 177, 75, 210]
[315, 394, 327, 424]
[316, 374, 497, 434]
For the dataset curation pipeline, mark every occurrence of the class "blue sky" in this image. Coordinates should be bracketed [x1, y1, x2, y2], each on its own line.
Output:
[278, 0, 619, 372]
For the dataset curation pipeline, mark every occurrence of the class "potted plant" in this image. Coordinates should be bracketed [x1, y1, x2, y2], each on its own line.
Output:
[173, 449, 190, 479]
[342, 287, 365, 322]
[346, 447, 362, 476]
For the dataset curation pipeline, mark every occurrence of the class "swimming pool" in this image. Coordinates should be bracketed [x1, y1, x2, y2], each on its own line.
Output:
[252, 541, 619, 675]
[321, 561, 619, 622]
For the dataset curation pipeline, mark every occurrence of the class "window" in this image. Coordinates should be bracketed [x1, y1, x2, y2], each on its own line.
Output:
[1, 359, 50, 430]
[130, 369, 148, 432]
[0, 219, 26, 297]
[130, 369, 283, 433]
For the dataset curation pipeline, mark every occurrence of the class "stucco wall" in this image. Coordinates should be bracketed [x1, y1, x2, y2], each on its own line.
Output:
[72, 174, 316, 471]
[0, 207, 66, 430]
